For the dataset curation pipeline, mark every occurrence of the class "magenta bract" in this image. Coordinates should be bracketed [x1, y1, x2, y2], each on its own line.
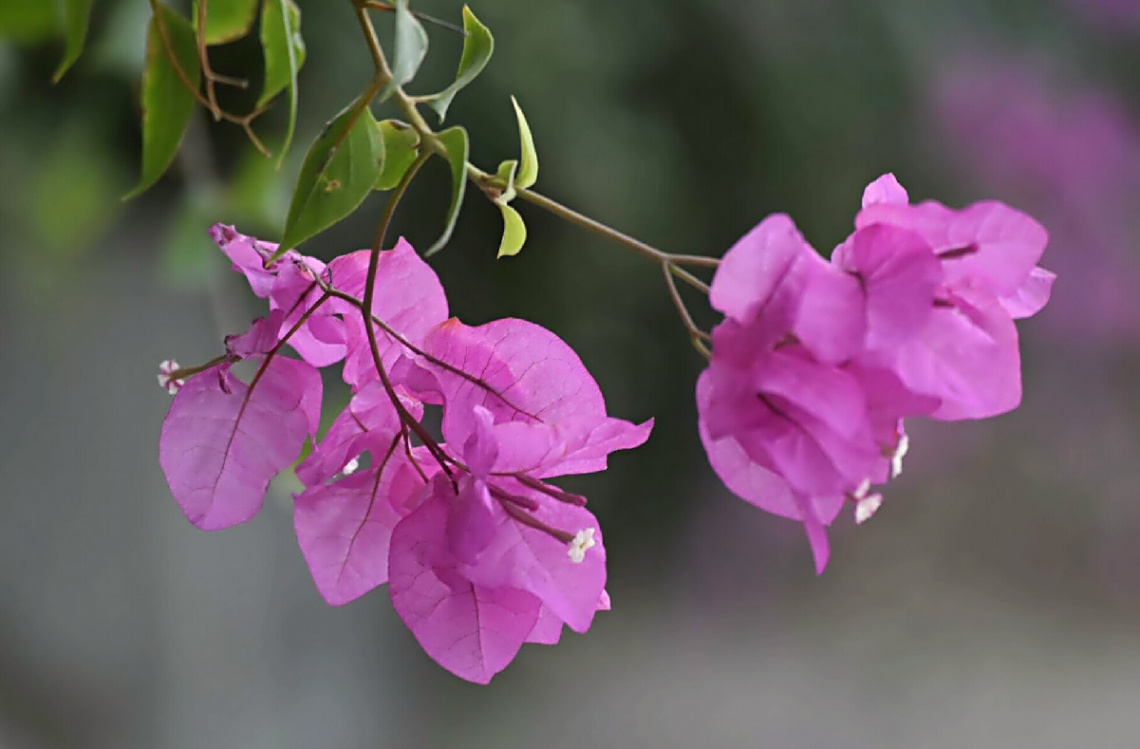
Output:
[698, 174, 1052, 571]
[160, 229, 650, 683]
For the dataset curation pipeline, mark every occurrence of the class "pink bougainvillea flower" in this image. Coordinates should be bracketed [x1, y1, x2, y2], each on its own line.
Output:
[292, 382, 431, 606]
[855, 173, 1052, 420]
[401, 317, 653, 476]
[381, 317, 649, 682]
[328, 239, 450, 392]
[210, 223, 283, 298]
[697, 369, 844, 572]
[830, 223, 942, 353]
[699, 216, 894, 571]
[857, 187, 1051, 304]
[388, 406, 613, 683]
[699, 176, 1050, 571]
[709, 214, 864, 365]
[164, 230, 652, 683]
[159, 314, 322, 530]
[210, 224, 344, 367]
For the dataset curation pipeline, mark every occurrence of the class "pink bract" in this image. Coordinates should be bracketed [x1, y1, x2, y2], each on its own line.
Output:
[698, 173, 1051, 571]
[159, 350, 322, 530]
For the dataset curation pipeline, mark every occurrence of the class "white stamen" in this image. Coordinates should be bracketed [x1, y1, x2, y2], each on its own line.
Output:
[854, 492, 883, 524]
[341, 456, 361, 476]
[158, 360, 182, 395]
[568, 528, 596, 564]
[891, 431, 910, 479]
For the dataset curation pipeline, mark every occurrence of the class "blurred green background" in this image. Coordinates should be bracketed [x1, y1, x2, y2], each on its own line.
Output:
[3, 0, 1140, 746]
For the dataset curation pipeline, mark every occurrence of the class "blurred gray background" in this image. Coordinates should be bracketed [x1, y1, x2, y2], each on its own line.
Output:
[3, 0, 1140, 746]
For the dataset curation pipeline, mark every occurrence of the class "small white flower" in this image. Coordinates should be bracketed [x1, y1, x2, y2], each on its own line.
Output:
[158, 360, 183, 395]
[890, 431, 910, 479]
[851, 478, 883, 525]
[341, 456, 361, 476]
[854, 492, 883, 524]
[568, 528, 596, 563]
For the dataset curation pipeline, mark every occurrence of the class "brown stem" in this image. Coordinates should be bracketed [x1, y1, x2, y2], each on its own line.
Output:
[195, 0, 221, 120]
[248, 292, 332, 392]
[316, 283, 541, 422]
[148, 0, 270, 156]
[663, 260, 711, 358]
[669, 254, 721, 268]
[166, 354, 229, 382]
[359, 151, 454, 480]
[361, 0, 468, 36]
[401, 426, 430, 484]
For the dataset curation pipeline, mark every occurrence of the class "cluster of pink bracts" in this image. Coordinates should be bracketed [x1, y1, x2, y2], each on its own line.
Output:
[159, 173, 1051, 682]
[699, 174, 1052, 571]
[159, 226, 651, 683]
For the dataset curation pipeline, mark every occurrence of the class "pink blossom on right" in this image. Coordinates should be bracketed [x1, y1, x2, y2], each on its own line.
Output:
[697, 174, 1052, 571]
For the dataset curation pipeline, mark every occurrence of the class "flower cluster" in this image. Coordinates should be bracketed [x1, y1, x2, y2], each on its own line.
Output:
[698, 174, 1053, 571]
[159, 226, 651, 683]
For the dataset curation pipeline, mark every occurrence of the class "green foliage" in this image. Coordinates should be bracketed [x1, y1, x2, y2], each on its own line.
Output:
[375, 119, 421, 191]
[0, 1, 57, 42]
[193, 0, 260, 45]
[496, 203, 526, 258]
[125, 3, 201, 199]
[279, 102, 385, 254]
[490, 159, 526, 256]
[511, 95, 538, 189]
[424, 126, 470, 257]
[424, 5, 494, 122]
[494, 158, 518, 204]
[390, 0, 429, 90]
[259, 0, 305, 162]
[53, 0, 94, 82]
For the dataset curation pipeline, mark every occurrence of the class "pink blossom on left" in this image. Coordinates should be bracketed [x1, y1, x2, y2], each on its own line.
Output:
[159, 226, 649, 683]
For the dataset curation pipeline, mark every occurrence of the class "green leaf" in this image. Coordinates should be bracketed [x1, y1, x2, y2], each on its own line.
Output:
[374, 119, 421, 191]
[493, 158, 517, 204]
[511, 95, 538, 189]
[192, 0, 259, 45]
[258, 0, 305, 162]
[496, 203, 526, 258]
[53, 0, 93, 82]
[424, 126, 469, 257]
[279, 102, 385, 253]
[0, 1, 57, 42]
[125, 3, 200, 199]
[390, 0, 428, 88]
[424, 5, 494, 122]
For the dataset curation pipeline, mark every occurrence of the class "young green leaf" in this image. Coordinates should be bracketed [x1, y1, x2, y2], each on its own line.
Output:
[424, 126, 469, 257]
[125, 3, 200, 199]
[192, 0, 259, 45]
[259, 0, 305, 162]
[390, 0, 428, 88]
[279, 103, 385, 253]
[52, 0, 93, 82]
[374, 120, 421, 191]
[424, 5, 494, 122]
[511, 95, 538, 189]
[497, 203, 526, 258]
[493, 159, 517, 204]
